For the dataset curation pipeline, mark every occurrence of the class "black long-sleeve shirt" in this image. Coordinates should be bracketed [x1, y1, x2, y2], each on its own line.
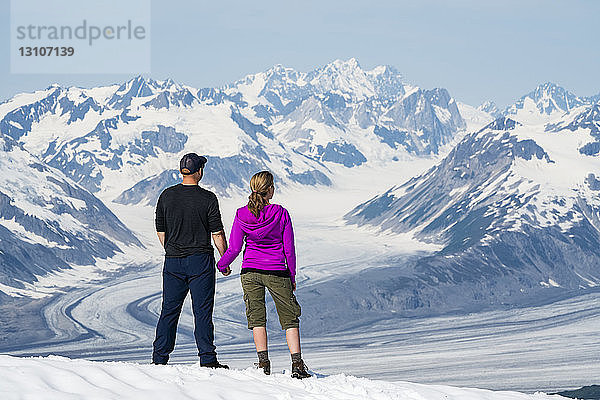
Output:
[155, 184, 224, 257]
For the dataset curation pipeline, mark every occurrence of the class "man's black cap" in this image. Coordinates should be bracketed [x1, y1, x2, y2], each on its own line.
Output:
[180, 153, 207, 175]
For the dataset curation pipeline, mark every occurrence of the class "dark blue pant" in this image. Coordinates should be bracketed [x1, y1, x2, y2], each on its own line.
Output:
[152, 253, 217, 364]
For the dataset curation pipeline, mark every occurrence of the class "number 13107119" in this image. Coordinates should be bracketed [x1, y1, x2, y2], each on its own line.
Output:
[19, 47, 75, 56]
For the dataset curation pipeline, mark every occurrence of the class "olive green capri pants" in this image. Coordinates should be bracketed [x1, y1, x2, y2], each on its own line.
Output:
[240, 272, 301, 330]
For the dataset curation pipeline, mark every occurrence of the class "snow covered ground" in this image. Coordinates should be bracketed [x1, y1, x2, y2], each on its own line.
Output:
[0, 354, 562, 400]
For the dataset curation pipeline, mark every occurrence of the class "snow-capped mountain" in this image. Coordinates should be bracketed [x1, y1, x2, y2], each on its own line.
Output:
[0, 59, 466, 206]
[0, 131, 142, 297]
[218, 58, 466, 162]
[0, 79, 332, 203]
[502, 82, 600, 125]
[345, 105, 600, 314]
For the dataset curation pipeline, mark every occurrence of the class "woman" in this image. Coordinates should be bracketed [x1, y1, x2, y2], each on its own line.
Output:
[216, 171, 311, 379]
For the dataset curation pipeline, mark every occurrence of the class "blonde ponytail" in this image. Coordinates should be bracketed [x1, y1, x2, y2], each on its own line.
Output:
[247, 171, 274, 217]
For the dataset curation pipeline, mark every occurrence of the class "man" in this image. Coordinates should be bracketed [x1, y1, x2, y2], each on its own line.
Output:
[152, 152, 232, 368]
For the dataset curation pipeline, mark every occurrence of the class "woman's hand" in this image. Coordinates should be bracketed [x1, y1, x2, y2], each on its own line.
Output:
[292, 281, 296, 291]
[221, 266, 231, 276]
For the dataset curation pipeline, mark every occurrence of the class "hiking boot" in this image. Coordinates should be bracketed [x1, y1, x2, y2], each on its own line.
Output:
[201, 360, 229, 369]
[255, 360, 271, 375]
[291, 359, 311, 379]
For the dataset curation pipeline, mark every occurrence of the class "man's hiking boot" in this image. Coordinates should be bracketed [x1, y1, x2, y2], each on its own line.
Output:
[291, 359, 311, 379]
[201, 360, 229, 369]
[255, 359, 271, 375]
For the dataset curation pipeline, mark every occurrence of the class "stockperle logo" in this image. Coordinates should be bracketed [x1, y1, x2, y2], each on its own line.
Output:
[10, 0, 151, 74]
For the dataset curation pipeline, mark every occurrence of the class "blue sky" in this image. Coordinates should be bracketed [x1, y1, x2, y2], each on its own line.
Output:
[0, 0, 598, 108]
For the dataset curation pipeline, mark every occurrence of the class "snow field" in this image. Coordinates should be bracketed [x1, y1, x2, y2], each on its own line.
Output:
[0, 355, 560, 400]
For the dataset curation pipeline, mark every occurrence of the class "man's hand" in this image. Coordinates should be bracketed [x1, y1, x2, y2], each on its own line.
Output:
[157, 232, 166, 247]
[221, 266, 231, 277]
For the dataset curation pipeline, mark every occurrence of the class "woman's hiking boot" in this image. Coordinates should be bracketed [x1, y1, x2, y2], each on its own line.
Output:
[291, 359, 311, 379]
[256, 350, 270, 375]
[255, 359, 271, 375]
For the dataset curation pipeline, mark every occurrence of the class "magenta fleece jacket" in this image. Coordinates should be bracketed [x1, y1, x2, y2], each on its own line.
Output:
[216, 204, 297, 283]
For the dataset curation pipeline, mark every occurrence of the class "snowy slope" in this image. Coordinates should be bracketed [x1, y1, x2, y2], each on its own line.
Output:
[345, 106, 600, 313]
[0, 355, 560, 400]
[0, 131, 143, 297]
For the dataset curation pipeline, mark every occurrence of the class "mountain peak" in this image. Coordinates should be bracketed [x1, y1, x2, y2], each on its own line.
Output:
[530, 82, 573, 99]
[479, 116, 521, 133]
[153, 78, 184, 91]
[161, 78, 176, 87]
[119, 75, 155, 89]
[330, 57, 361, 70]
[307, 58, 376, 100]
[536, 81, 560, 90]
[108, 75, 158, 109]
[225, 59, 409, 103]
[315, 58, 365, 78]
[505, 82, 587, 118]
[269, 63, 287, 72]
[477, 100, 498, 112]
[263, 63, 298, 79]
[128, 74, 148, 84]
